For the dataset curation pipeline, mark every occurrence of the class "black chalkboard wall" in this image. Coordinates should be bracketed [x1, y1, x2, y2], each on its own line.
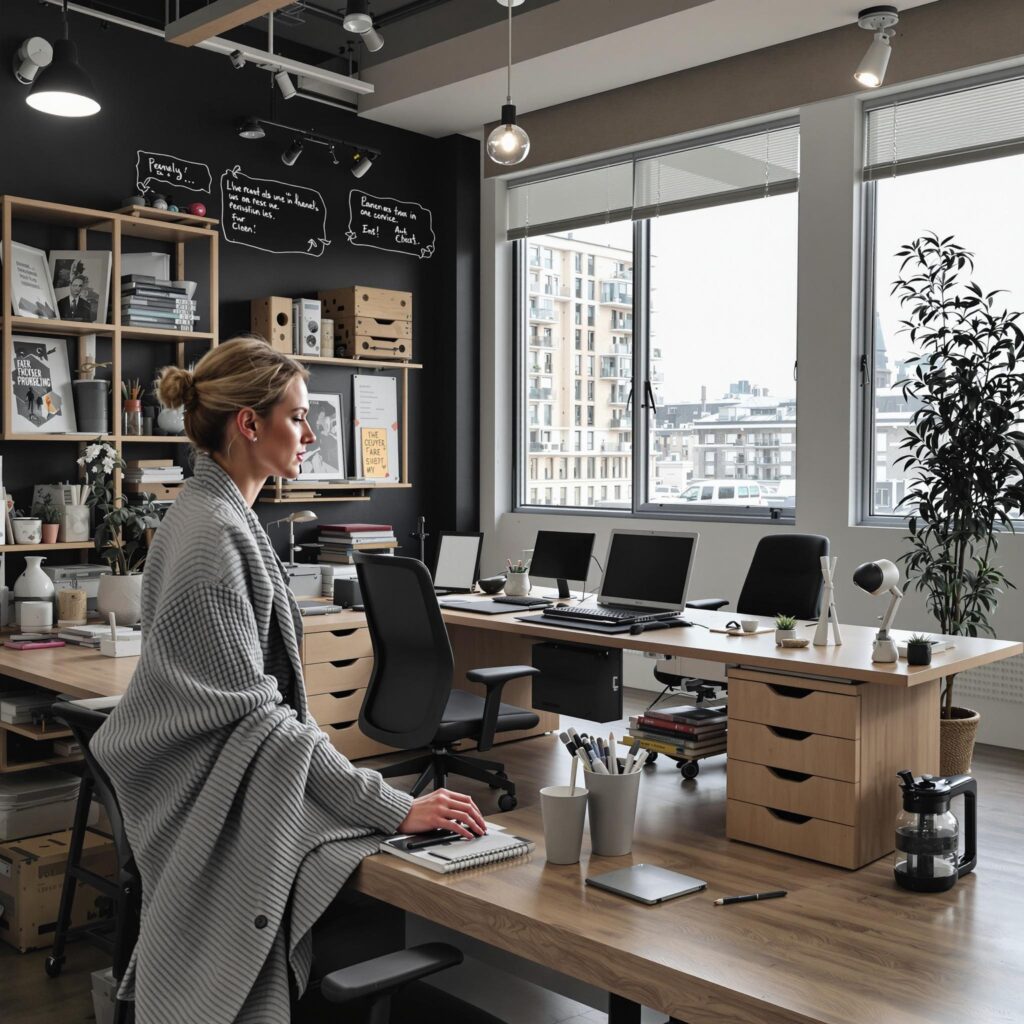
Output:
[0, 0, 480, 570]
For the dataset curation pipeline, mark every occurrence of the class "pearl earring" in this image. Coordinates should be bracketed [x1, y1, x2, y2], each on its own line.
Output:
[251, 435, 257, 443]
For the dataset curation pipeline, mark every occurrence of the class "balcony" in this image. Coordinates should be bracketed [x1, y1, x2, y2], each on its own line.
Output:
[529, 305, 558, 322]
[600, 283, 633, 307]
[610, 314, 633, 332]
[528, 335, 554, 348]
[528, 387, 553, 401]
[600, 358, 632, 380]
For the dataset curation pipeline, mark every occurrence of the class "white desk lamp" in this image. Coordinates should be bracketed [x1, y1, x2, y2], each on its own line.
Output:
[268, 510, 317, 565]
[852, 559, 903, 663]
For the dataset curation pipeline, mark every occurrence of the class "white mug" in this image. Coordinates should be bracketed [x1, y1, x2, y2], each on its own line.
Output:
[19, 600, 53, 629]
[740, 619, 759, 633]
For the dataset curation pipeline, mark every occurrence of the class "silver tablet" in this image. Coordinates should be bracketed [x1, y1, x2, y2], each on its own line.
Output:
[585, 863, 707, 905]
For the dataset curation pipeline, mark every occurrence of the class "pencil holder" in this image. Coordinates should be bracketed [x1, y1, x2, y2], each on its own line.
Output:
[586, 769, 642, 857]
[504, 572, 531, 597]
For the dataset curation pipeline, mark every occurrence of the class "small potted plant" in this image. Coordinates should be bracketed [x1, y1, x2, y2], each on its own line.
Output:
[905, 634, 933, 667]
[33, 494, 62, 544]
[774, 614, 797, 645]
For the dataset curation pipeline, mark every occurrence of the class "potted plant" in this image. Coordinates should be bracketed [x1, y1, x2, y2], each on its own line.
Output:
[892, 233, 1024, 774]
[32, 494, 62, 544]
[78, 440, 159, 624]
[905, 634, 933, 667]
[774, 614, 797, 644]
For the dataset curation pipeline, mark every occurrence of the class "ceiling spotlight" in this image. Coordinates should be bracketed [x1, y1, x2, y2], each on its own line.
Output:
[361, 25, 384, 52]
[281, 139, 304, 166]
[26, 1, 100, 117]
[237, 116, 265, 140]
[13, 37, 53, 85]
[854, 5, 899, 88]
[274, 69, 297, 99]
[343, 0, 373, 33]
[496, 0, 526, 5]
[351, 151, 377, 179]
[486, 0, 529, 166]
[229, 49, 246, 70]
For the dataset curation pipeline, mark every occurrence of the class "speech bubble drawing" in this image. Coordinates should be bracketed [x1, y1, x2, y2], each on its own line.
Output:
[220, 166, 331, 257]
[136, 151, 212, 195]
[346, 190, 435, 260]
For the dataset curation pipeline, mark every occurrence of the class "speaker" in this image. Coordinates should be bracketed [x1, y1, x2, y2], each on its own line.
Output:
[251, 297, 292, 354]
[292, 298, 322, 356]
[334, 578, 362, 608]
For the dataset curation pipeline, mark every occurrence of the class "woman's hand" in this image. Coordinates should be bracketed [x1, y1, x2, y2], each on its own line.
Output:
[396, 788, 487, 839]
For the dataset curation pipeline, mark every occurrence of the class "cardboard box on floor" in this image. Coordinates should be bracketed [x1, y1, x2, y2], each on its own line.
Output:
[0, 829, 115, 952]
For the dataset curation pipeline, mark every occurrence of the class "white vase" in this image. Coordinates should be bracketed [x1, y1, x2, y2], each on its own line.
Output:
[504, 573, 531, 597]
[11, 517, 42, 545]
[157, 405, 185, 434]
[14, 556, 55, 602]
[97, 573, 144, 626]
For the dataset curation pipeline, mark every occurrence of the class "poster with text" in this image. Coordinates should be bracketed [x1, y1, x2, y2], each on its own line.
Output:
[352, 375, 399, 483]
[10, 336, 77, 433]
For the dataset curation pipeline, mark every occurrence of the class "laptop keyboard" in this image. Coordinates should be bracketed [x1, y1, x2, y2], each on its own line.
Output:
[543, 605, 678, 625]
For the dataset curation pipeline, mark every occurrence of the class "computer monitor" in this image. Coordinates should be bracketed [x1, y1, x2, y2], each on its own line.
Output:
[432, 532, 483, 594]
[528, 530, 596, 599]
[598, 529, 699, 612]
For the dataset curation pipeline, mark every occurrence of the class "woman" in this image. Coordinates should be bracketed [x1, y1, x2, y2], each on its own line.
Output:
[93, 337, 486, 1023]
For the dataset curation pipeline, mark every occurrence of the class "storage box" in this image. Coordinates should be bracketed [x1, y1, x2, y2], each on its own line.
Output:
[0, 829, 115, 952]
[333, 316, 413, 360]
[292, 298, 322, 356]
[532, 642, 623, 722]
[0, 768, 96, 842]
[250, 296, 293, 354]
[318, 286, 412, 324]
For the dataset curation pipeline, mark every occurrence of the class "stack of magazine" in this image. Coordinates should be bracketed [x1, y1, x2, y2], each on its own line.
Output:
[121, 274, 198, 331]
[57, 623, 138, 648]
[626, 704, 728, 761]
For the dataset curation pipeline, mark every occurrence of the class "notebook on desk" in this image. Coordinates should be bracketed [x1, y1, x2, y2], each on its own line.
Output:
[379, 831, 533, 874]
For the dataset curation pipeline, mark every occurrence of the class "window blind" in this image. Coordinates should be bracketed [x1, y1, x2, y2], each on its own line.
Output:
[865, 72, 1024, 180]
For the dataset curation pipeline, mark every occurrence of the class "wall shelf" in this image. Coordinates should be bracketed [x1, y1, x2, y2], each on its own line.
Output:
[2, 315, 114, 337]
[0, 542, 94, 553]
[295, 355, 423, 371]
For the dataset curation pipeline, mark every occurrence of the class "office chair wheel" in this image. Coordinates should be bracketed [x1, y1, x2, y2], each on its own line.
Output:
[645, 752, 658, 764]
[680, 761, 700, 780]
[44, 954, 64, 978]
[497, 793, 518, 812]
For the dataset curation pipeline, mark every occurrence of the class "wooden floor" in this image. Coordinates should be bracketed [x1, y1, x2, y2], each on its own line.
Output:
[5, 689, 1023, 1024]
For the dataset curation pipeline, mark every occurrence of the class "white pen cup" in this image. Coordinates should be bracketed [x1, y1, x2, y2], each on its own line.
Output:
[586, 769, 642, 857]
[540, 785, 589, 865]
[740, 619, 759, 633]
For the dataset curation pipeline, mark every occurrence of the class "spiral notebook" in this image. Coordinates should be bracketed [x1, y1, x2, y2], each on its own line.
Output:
[379, 831, 533, 874]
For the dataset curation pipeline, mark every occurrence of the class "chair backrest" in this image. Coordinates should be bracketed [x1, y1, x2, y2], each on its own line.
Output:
[736, 534, 830, 620]
[355, 553, 454, 749]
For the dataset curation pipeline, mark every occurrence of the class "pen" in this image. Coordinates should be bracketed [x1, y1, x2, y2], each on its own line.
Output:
[582, 738, 609, 774]
[608, 731, 617, 774]
[631, 748, 650, 773]
[405, 834, 462, 851]
[714, 890, 787, 906]
[623, 739, 641, 774]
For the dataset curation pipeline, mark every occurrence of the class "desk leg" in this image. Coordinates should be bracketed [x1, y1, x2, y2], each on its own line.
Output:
[608, 993, 688, 1023]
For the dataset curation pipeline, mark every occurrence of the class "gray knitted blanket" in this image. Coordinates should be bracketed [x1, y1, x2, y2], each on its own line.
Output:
[93, 454, 412, 1023]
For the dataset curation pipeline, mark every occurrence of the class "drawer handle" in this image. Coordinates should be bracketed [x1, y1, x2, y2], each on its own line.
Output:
[329, 720, 357, 730]
[329, 659, 359, 669]
[767, 684, 811, 699]
[330, 629, 360, 638]
[768, 726, 812, 741]
[767, 807, 812, 825]
[328, 690, 358, 699]
[768, 766, 812, 782]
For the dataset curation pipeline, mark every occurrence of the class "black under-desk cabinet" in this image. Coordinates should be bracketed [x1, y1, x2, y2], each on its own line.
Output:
[531, 642, 623, 722]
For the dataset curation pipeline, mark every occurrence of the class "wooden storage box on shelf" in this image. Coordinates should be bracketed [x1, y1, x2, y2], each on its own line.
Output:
[250, 296, 293, 354]
[333, 316, 413, 361]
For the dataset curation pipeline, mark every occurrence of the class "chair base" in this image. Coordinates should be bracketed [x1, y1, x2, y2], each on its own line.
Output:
[379, 747, 515, 802]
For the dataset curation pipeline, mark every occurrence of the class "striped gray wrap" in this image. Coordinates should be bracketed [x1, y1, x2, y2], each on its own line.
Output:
[93, 454, 413, 1023]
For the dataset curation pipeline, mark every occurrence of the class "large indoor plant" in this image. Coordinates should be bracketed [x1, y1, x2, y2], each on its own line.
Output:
[892, 233, 1024, 773]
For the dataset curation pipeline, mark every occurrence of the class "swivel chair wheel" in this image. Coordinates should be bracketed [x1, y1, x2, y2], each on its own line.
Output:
[680, 761, 700, 780]
[44, 954, 64, 978]
[497, 793, 517, 812]
[645, 751, 658, 764]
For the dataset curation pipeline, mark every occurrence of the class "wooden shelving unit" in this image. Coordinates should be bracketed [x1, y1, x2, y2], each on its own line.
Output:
[0, 719, 78, 773]
[0, 541, 94, 553]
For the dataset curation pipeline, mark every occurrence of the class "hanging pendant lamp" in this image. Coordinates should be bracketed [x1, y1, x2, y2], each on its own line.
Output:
[27, 0, 100, 117]
[486, 0, 530, 166]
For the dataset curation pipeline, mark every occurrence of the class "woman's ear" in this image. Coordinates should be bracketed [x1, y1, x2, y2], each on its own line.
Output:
[235, 406, 260, 444]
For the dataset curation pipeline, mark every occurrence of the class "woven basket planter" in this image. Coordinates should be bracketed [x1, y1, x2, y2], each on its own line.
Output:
[939, 707, 980, 776]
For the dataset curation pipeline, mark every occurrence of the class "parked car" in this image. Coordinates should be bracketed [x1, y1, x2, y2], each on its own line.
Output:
[677, 480, 768, 506]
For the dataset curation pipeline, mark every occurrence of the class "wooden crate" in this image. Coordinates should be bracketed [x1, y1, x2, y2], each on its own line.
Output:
[319, 286, 412, 323]
[335, 336, 413, 361]
[250, 296, 293, 354]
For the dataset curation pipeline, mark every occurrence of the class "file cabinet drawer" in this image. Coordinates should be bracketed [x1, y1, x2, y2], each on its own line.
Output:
[308, 689, 367, 726]
[729, 678, 859, 739]
[727, 758, 857, 825]
[727, 798, 859, 869]
[304, 658, 373, 696]
[321, 721, 396, 762]
[304, 627, 373, 665]
[728, 720, 859, 782]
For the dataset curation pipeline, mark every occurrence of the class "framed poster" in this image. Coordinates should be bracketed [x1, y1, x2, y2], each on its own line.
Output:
[49, 249, 112, 323]
[352, 375, 399, 483]
[3, 242, 58, 319]
[298, 393, 346, 481]
[9, 335, 77, 433]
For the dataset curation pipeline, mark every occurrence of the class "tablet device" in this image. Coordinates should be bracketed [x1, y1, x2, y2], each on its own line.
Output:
[585, 864, 707, 905]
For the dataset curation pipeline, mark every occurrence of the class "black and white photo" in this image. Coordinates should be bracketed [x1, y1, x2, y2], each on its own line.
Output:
[298, 393, 345, 480]
[50, 249, 112, 323]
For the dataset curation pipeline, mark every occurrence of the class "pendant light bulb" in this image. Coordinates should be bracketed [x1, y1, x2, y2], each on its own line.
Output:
[486, 104, 530, 165]
[26, 2, 100, 119]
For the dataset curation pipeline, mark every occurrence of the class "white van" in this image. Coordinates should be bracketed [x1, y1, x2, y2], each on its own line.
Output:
[677, 480, 767, 506]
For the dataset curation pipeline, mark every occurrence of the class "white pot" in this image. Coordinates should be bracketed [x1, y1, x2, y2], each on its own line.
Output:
[11, 517, 42, 545]
[504, 573, 531, 597]
[775, 628, 797, 645]
[97, 573, 144, 626]
[157, 405, 185, 434]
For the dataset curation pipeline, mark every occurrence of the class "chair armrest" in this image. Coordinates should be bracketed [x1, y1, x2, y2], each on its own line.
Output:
[321, 942, 463, 1005]
[685, 598, 730, 611]
[465, 665, 540, 752]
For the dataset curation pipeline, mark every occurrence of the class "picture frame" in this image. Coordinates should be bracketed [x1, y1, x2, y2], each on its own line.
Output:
[9, 335, 78, 434]
[3, 242, 58, 319]
[49, 249, 112, 324]
[299, 393, 346, 481]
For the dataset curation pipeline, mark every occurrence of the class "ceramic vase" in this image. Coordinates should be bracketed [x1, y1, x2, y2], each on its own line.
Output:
[157, 405, 185, 435]
[60, 505, 91, 543]
[11, 517, 42, 545]
[97, 573, 144, 626]
[505, 573, 531, 597]
[14, 556, 54, 601]
[73, 379, 110, 435]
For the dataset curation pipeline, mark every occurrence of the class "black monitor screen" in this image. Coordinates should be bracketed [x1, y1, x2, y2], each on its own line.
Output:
[529, 530, 595, 584]
[600, 531, 698, 610]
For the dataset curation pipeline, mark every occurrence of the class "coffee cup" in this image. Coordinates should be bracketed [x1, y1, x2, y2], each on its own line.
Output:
[740, 619, 759, 633]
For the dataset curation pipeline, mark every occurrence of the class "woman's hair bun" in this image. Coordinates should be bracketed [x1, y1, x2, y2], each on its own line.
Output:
[157, 366, 195, 409]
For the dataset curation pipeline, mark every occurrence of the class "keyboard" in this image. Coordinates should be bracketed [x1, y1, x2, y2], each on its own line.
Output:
[492, 595, 553, 608]
[542, 605, 678, 625]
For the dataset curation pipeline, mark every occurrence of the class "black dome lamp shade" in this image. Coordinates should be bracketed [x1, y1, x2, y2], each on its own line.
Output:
[26, 2, 100, 118]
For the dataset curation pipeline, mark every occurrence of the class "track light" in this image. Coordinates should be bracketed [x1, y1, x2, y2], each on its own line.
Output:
[343, 0, 373, 33]
[361, 26, 384, 52]
[274, 69, 296, 99]
[237, 116, 265, 140]
[229, 49, 246, 70]
[854, 5, 899, 88]
[26, 1, 100, 117]
[281, 139, 304, 166]
[350, 151, 377, 179]
[487, 0, 529, 165]
[13, 37, 53, 85]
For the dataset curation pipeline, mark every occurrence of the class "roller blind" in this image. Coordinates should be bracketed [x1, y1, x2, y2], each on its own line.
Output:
[865, 72, 1024, 180]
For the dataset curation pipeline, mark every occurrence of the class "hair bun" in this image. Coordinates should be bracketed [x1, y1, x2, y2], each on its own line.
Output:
[157, 366, 195, 410]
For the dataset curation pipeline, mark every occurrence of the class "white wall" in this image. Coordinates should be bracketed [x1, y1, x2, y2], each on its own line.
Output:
[480, 93, 1024, 751]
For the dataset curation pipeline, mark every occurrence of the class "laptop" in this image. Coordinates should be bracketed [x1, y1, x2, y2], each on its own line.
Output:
[432, 532, 483, 595]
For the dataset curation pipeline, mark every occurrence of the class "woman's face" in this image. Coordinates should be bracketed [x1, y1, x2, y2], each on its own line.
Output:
[256, 375, 315, 479]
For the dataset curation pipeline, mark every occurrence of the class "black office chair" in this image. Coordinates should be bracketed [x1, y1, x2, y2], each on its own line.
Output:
[355, 553, 540, 811]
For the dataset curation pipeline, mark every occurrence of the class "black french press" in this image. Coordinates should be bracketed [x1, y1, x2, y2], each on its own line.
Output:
[894, 770, 977, 892]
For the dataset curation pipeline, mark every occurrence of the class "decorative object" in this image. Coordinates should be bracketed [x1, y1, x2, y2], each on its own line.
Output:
[893, 234, 1024, 764]
[97, 573, 143, 626]
[60, 502, 91, 543]
[150, 194, 169, 211]
[812, 555, 842, 646]
[11, 516, 42, 545]
[156, 404, 184, 434]
[123, 195, 146, 207]
[188, 202, 207, 217]
[14, 555, 55, 625]
[56, 587, 88, 625]
[19, 600, 53, 629]
[353, 376, 397, 481]
[852, 559, 902, 662]
[486, 0, 530, 166]
[300, 393, 346, 480]
[122, 379, 144, 435]
[3, 242, 58, 318]
[49, 249, 111, 323]
[25, 0, 101, 117]
[774, 614, 797, 645]
[33, 494, 61, 544]
[9, 335, 77, 433]
[268, 510, 317, 565]
[938, 708, 981, 776]
[477, 575, 506, 595]
[906, 635, 933, 666]
[167, 203, 179, 213]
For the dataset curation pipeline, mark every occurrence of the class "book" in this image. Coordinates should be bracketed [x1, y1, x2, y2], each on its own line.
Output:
[644, 704, 727, 725]
[379, 831, 533, 874]
[320, 523, 392, 533]
[627, 724, 727, 748]
[320, 530, 394, 541]
[626, 733, 727, 758]
[126, 459, 174, 469]
[632, 715, 726, 737]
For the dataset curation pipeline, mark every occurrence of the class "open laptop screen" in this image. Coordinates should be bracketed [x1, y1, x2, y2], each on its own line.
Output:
[598, 530, 699, 611]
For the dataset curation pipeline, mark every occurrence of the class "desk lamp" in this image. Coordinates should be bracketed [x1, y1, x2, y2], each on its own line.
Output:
[852, 559, 903, 663]
[268, 510, 317, 565]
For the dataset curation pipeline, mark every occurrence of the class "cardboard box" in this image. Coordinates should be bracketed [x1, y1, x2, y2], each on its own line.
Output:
[0, 829, 115, 952]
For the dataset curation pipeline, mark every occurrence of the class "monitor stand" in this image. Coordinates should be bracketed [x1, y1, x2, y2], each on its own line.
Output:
[555, 578, 571, 600]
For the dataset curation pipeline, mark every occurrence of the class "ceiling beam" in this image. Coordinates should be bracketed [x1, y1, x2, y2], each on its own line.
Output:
[165, 1, 292, 47]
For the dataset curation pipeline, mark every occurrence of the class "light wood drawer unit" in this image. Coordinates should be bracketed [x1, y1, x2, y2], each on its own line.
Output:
[728, 677, 859, 739]
[726, 799, 860, 870]
[727, 720, 859, 782]
[726, 758, 858, 825]
[305, 658, 373, 697]
[308, 689, 367, 725]
[304, 627, 373, 665]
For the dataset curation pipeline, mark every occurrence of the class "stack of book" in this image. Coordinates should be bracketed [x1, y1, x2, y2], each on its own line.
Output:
[121, 274, 199, 331]
[57, 623, 138, 648]
[319, 523, 397, 564]
[626, 704, 728, 761]
[121, 459, 184, 499]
